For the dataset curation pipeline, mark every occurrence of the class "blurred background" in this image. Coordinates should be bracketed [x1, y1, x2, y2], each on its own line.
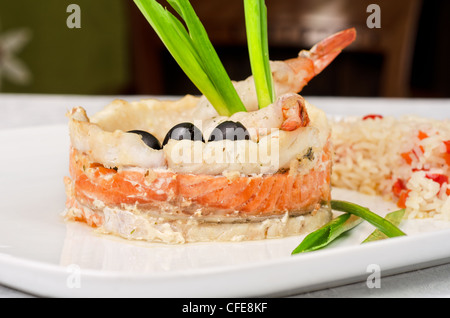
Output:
[0, 0, 449, 98]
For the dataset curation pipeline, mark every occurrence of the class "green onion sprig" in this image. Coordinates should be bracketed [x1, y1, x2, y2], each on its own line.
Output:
[362, 208, 405, 243]
[292, 201, 407, 255]
[244, 0, 275, 109]
[331, 200, 406, 238]
[134, 0, 247, 116]
[292, 213, 362, 254]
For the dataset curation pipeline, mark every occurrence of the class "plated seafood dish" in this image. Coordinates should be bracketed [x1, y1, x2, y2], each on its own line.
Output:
[63, 0, 357, 243]
[64, 94, 332, 243]
[63, 0, 449, 246]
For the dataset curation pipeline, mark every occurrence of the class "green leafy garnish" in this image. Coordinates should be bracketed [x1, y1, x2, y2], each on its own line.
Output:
[291, 213, 362, 254]
[133, 0, 246, 116]
[292, 201, 407, 254]
[331, 200, 406, 238]
[244, 0, 275, 109]
[362, 208, 405, 243]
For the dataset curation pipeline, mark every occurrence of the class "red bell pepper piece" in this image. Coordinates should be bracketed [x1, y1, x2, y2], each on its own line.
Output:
[362, 114, 383, 120]
[425, 173, 449, 186]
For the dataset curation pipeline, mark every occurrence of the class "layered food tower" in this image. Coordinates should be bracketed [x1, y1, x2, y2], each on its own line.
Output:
[63, 0, 356, 243]
[65, 94, 332, 243]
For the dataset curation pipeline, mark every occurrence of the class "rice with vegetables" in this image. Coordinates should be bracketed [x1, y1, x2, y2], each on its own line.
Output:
[331, 114, 450, 220]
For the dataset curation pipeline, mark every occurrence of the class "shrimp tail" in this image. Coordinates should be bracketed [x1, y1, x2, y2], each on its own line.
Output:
[307, 27, 357, 74]
[285, 28, 357, 91]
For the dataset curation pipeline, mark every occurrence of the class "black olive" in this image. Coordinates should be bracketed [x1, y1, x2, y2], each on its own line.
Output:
[162, 122, 204, 146]
[208, 121, 250, 142]
[127, 130, 162, 150]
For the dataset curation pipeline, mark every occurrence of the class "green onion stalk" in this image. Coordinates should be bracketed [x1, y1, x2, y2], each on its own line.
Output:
[134, 0, 246, 116]
[292, 201, 407, 255]
[244, 0, 275, 109]
[134, 0, 276, 116]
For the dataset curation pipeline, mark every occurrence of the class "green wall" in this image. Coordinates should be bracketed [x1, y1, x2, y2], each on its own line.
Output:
[0, 0, 132, 94]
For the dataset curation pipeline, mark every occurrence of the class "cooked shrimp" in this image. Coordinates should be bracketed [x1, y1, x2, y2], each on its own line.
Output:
[202, 93, 310, 142]
[278, 93, 310, 131]
[234, 93, 310, 139]
[193, 28, 356, 116]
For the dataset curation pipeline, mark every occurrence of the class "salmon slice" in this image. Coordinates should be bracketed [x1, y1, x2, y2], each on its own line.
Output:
[259, 174, 287, 213]
[194, 177, 251, 207]
[275, 174, 296, 211]
[66, 141, 331, 223]
[70, 149, 177, 207]
[221, 178, 264, 210]
[178, 174, 231, 199]
[239, 177, 276, 213]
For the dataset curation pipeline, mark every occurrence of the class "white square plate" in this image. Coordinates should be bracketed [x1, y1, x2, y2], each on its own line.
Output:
[1, 98, 450, 297]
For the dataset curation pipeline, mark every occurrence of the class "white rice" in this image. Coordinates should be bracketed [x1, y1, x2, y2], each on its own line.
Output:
[330, 115, 450, 220]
